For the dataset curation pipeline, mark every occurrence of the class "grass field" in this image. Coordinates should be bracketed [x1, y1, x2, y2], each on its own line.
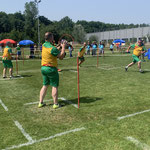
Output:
[1, 50, 150, 150]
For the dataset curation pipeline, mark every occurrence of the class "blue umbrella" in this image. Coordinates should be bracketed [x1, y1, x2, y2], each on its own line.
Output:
[19, 40, 34, 46]
[113, 39, 125, 43]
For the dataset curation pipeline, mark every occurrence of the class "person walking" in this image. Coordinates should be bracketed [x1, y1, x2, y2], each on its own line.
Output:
[38, 32, 66, 109]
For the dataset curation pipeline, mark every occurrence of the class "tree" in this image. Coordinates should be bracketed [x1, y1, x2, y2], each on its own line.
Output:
[57, 16, 74, 35]
[40, 24, 60, 43]
[0, 12, 11, 33]
[39, 16, 52, 26]
[24, 1, 38, 40]
[73, 24, 86, 43]
[8, 12, 25, 32]
[89, 35, 98, 43]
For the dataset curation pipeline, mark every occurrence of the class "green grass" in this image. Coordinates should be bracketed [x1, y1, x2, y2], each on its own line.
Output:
[0, 51, 150, 150]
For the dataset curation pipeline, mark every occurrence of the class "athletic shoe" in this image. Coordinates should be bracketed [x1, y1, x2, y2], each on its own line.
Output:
[53, 104, 60, 109]
[125, 67, 128, 72]
[10, 76, 14, 79]
[38, 102, 46, 108]
[3, 76, 6, 79]
[139, 70, 144, 73]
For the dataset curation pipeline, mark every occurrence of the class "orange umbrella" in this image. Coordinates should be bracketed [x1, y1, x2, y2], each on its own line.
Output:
[0, 39, 16, 44]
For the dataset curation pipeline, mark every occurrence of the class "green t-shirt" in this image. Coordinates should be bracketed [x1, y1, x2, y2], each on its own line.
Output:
[16, 46, 21, 51]
[79, 46, 85, 57]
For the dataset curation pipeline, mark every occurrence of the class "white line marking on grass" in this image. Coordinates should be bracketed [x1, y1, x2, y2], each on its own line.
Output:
[19, 69, 40, 73]
[14, 121, 34, 143]
[2, 127, 85, 150]
[105, 55, 131, 57]
[60, 97, 78, 108]
[99, 67, 122, 70]
[24, 97, 78, 108]
[24, 99, 53, 105]
[0, 77, 24, 81]
[11, 59, 41, 62]
[117, 109, 150, 120]
[82, 65, 97, 67]
[0, 99, 8, 111]
[37, 127, 85, 142]
[126, 136, 150, 150]
[69, 70, 77, 73]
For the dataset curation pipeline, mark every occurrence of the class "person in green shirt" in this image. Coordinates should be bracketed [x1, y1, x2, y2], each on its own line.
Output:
[125, 40, 146, 73]
[2, 42, 14, 78]
[38, 32, 67, 109]
[16, 43, 21, 59]
[78, 42, 86, 66]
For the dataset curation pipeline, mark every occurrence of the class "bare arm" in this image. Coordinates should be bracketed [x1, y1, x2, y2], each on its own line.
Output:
[57, 41, 66, 60]
[126, 46, 131, 52]
[141, 50, 146, 54]
[78, 52, 80, 57]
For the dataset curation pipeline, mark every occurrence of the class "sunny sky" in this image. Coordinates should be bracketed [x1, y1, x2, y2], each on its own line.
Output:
[0, 0, 150, 24]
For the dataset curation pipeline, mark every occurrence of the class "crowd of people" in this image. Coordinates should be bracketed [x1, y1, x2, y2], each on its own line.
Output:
[85, 41, 106, 56]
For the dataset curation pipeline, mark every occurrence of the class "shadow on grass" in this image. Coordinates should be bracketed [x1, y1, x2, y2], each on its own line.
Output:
[141, 70, 150, 74]
[133, 70, 150, 74]
[60, 97, 103, 107]
[20, 75, 33, 77]
[41, 97, 102, 109]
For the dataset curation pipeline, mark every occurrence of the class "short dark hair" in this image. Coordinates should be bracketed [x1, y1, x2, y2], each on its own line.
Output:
[6, 42, 11, 46]
[45, 32, 53, 41]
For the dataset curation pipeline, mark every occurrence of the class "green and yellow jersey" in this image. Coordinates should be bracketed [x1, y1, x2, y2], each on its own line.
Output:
[2, 46, 12, 60]
[78, 46, 86, 57]
[131, 43, 146, 57]
[41, 41, 60, 67]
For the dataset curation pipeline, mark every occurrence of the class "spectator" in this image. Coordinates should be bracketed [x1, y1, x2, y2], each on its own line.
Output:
[68, 44, 73, 57]
[30, 44, 34, 58]
[110, 43, 114, 54]
[16, 43, 21, 59]
[92, 41, 97, 56]
[86, 41, 91, 55]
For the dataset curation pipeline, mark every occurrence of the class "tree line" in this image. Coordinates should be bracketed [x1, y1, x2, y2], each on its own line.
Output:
[0, 1, 149, 44]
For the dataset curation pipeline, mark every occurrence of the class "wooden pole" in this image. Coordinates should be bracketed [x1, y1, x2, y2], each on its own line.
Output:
[77, 57, 80, 108]
[97, 48, 99, 68]
[16, 55, 18, 76]
[23, 48, 24, 65]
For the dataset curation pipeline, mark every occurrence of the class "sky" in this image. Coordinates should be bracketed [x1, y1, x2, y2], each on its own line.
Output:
[0, 0, 150, 25]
